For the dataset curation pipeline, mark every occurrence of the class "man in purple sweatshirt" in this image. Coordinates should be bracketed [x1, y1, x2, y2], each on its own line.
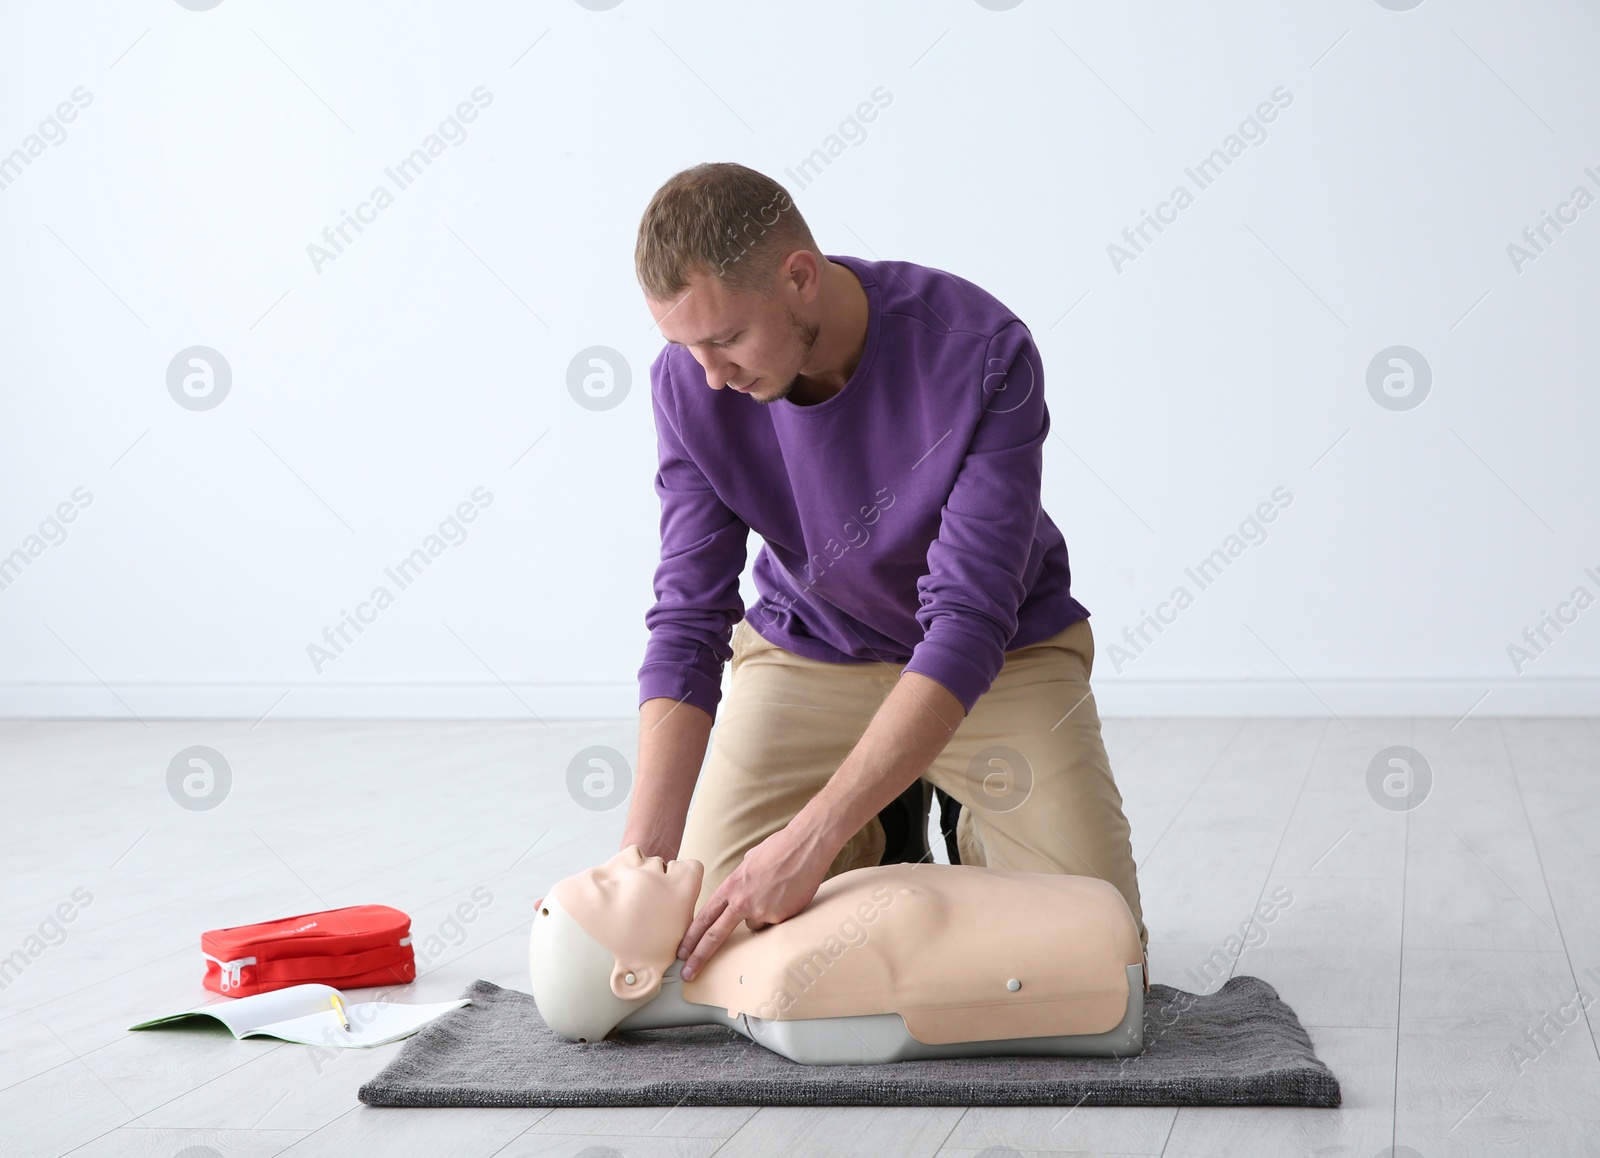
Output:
[620, 163, 1146, 982]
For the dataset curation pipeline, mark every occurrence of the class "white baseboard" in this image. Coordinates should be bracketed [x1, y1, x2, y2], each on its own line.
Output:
[1090, 678, 1600, 719]
[0, 682, 640, 722]
[0, 679, 1595, 719]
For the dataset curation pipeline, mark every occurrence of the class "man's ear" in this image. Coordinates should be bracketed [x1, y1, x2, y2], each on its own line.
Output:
[610, 960, 661, 1001]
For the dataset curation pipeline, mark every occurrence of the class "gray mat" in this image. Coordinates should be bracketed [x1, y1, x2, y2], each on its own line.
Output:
[359, 978, 1340, 1108]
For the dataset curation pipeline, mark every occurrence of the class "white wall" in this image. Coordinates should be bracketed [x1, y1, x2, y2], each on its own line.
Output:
[2, 0, 1597, 720]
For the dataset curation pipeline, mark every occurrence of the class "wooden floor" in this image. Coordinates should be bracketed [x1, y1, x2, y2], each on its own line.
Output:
[1, 717, 1596, 1157]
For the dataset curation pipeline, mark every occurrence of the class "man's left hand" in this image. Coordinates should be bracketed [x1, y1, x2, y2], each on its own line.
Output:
[676, 816, 839, 981]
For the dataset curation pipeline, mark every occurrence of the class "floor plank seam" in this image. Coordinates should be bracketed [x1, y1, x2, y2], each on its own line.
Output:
[1496, 718, 1600, 1072]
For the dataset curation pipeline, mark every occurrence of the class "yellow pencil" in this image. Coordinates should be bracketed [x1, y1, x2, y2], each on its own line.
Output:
[329, 992, 351, 1032]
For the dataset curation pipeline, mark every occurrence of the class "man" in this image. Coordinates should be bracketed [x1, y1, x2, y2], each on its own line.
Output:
[619, 161, 1147, 983]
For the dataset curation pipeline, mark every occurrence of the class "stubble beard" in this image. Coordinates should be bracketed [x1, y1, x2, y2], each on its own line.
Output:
[752, 306, 821, 405]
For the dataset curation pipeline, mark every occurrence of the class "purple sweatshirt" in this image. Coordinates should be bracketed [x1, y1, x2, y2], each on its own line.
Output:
[638, 252, 1088, 720]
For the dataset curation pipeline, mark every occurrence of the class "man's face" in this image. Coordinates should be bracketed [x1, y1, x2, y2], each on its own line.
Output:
[646, 259, 820, 405]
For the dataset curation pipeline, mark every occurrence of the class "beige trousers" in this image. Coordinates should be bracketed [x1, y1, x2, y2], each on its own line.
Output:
[677, 614, 1148, 950]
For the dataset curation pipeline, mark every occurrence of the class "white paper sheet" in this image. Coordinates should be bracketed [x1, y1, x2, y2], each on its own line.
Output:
[129, 983, 469, 1048]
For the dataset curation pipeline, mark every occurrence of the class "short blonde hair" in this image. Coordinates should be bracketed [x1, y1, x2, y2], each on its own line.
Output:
[635, 162, 821, 301]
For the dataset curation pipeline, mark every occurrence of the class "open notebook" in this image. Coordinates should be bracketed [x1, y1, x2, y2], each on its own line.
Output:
[129, 983, 469, 1048]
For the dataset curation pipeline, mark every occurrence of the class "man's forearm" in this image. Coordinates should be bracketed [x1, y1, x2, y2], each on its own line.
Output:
[793, 671, 965, 860]
[620, 696, 714, 859]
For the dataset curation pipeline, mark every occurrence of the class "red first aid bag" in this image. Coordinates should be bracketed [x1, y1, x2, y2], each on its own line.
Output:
[200, 905, 415, 997]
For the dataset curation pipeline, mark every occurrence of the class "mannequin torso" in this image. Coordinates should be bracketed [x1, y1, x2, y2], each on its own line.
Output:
[528, 848, 1147, 1065]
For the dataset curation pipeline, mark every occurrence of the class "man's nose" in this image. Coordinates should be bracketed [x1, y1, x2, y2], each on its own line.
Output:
[694, 351, 737, 390]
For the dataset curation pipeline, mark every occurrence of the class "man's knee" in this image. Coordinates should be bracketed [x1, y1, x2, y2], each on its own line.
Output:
[954, 800, 1147, 950]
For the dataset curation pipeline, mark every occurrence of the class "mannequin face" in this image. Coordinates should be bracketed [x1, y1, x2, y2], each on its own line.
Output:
[562, 845, 701, 918]
[552, 845, 703, 999]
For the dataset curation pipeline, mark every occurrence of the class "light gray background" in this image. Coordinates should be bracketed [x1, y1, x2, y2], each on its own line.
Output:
[2, 0, 1596, 719]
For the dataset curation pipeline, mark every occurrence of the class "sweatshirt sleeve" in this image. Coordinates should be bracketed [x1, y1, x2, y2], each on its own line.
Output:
[902, 321, 1049, 714]
[637, 352, 750, 721]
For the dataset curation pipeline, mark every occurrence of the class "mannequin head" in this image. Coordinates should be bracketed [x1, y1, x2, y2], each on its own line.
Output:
[527, 845, 703, 1042]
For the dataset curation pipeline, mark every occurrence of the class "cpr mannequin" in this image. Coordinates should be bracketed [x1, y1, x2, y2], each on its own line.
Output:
[527, 845, 1148, 1065]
